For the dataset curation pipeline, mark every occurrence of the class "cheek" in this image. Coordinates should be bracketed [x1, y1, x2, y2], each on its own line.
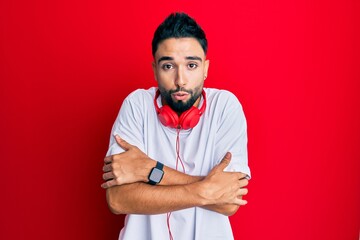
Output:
[186, 70, 204, 83]
[156, 72, 175, 86]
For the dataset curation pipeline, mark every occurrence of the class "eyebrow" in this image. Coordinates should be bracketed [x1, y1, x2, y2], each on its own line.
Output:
[158, 56, 174, 64]
[186, 56, 202, 62]
[157, 56, 203, 64]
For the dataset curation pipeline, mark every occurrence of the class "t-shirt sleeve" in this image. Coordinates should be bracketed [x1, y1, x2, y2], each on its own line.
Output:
[106, 93, 145, 157]
[214, 91, 251, 179]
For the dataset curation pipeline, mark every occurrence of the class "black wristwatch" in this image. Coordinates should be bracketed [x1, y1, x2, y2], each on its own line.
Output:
[148, 161, 164, 185]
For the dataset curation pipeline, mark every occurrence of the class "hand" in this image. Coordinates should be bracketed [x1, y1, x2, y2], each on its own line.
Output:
[199, 152, 249, 206]
[101, 135, 155, 189]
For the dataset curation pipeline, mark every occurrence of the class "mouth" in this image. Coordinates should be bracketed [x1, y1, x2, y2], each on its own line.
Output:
[172, 91, 190, 101]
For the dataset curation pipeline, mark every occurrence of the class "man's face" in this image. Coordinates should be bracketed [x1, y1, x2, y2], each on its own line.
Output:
[152, 37, 209, 114]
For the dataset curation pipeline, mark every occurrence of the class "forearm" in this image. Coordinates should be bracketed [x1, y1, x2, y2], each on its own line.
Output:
[203, 204, 240, 216]
[107, 175, 242, 216]
[104, 155, 230, 215]
[103, 140, 248, 216]
[158, 166, 239, 215]
[159, 164, 204, 185]
[106, 181, 208, 215]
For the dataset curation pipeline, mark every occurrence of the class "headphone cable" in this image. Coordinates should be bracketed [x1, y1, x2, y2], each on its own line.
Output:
[167, 128, 186, 240]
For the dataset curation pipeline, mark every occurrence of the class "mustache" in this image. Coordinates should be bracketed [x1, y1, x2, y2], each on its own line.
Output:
[169, 87, 192, 95]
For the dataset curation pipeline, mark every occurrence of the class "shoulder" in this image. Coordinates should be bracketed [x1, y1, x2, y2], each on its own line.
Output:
[126, 87, 156, 101]
[123, 87, 157, 107]
[204, 88, 243, 110]
[118, 87, 157, 117]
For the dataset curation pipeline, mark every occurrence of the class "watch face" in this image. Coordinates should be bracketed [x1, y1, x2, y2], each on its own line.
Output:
[150, 168, 163, 182]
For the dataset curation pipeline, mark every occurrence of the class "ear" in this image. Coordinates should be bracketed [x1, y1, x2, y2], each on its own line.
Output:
[204, 59, 210, 79]
[152, 61, 158, 82]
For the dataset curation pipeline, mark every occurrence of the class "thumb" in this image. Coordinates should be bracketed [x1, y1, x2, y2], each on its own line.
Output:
[218, 152, 232, 169]
[114, 135, 132, 151]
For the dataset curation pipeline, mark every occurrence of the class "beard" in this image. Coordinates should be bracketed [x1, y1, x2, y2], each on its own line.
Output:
[159, 85, 203, 114]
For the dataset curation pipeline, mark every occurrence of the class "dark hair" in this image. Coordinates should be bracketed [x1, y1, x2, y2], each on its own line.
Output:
[152, 12, 208, 57]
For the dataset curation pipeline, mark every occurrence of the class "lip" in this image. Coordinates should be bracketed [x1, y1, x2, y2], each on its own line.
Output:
[172, 91, 189, 101]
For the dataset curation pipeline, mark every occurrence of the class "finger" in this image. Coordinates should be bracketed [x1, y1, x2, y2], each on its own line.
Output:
[233, 195, 248, 205]
[237, 199, 248, 206]
[104, 156, 112, 164]
[218, 152, 232, 167]
[238, 188, 248, 196]
[101, 179, 117, 189]
[240, 174, 248, 180]
[223, 152, 231, 160]
[102, 164, 112, 173]
[239, 178, 249, 188]
[102, 172, 115, 181]
[236, 172, 247, 180]
[114, 135, 132, 151]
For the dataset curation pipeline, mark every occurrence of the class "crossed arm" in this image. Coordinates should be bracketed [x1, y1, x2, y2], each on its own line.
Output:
[102, 135, 249, 216]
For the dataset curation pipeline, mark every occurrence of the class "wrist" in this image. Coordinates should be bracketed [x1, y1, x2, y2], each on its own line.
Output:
[141, 158, 157, 182]
[186, 181, 213, 206]
[147, 161, 164, 185]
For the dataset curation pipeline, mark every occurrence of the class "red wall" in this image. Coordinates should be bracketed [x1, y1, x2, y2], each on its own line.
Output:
[1, 0, 359, 239]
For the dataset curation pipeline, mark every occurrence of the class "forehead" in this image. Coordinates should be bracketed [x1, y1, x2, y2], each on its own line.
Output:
[155, 37, 205, 60]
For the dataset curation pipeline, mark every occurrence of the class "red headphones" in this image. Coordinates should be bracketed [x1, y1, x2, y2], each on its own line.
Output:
[154, 89, 206, 130]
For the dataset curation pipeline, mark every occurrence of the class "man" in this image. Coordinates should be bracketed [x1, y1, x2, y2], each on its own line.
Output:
[102, 12, 251, 240]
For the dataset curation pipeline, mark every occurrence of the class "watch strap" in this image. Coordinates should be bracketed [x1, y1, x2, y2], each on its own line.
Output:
[155, 161, 164, 170]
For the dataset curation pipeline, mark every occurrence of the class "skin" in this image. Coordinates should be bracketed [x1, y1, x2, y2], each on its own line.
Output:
[152, 37, 209, 114]
[102, 37, 249, 216]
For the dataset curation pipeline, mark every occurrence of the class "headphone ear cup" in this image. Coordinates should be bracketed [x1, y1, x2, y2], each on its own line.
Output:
[158, 105, 179, 128]
[179, 107, 201, 130]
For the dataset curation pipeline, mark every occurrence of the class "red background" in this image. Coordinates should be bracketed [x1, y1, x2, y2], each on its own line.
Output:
[1, 0, 359, 239]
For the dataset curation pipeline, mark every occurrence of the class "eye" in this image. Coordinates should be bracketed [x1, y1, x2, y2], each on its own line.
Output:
[188, 63, 198, 69]
[162, 64, 173, 70]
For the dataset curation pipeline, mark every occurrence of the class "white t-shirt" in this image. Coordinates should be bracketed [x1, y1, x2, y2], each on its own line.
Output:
[107, 87, 251, 240]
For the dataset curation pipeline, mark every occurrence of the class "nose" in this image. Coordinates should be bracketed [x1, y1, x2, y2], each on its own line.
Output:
[175, 66, 187, 87]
